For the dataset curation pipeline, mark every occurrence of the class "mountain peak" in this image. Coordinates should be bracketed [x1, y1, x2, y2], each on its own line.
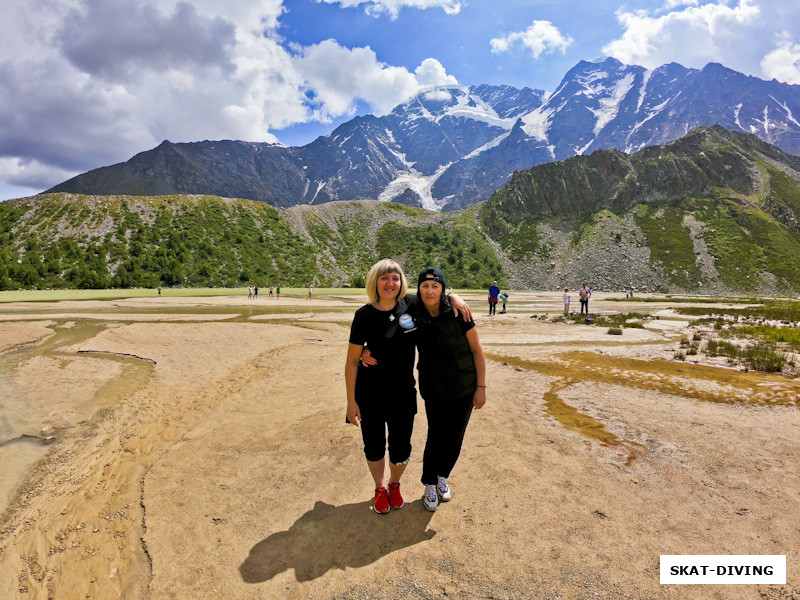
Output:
[45, 58, 800, 213]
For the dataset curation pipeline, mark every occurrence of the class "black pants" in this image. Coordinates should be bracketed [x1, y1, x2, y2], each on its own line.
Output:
[421, 392, 474, 485]
[580, 299, 589, 314]
[489, 300, 497, 315]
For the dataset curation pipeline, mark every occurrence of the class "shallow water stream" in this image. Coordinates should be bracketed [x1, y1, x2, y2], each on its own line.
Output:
[0, 319, 155, 514]
[487, 350, 800, 463]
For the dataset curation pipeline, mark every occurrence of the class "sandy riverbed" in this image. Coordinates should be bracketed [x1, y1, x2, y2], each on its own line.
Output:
[0, 292, 797, 599]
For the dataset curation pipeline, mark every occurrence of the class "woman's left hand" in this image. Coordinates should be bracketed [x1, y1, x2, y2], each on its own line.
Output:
[473, 387, 486, 409]
[449, 293, 472, 321]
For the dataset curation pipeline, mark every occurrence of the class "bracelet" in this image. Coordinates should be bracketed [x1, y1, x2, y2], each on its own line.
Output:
[477, 385, 487, 388]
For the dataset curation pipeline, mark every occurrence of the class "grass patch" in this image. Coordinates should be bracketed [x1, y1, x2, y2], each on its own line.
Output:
[557, 312, 648, 329]
[741, 344, 787, 372]
[679, 300, 800, 322]
[704, 338, 787, 372]
[633, 203, 703, 289]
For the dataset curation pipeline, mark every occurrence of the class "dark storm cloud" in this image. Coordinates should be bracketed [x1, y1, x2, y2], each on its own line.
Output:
[0, 58, 152, 186]
[56, 0, 237, 79]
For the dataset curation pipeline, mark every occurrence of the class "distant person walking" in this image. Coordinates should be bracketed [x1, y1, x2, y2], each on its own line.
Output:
[308, 286, 313, 299]
[269, 286, 274, 298]
[248, 285, 253, 299]
[276, 285, 281, 299]
[579, 283, 591, 315]
[563, 288, 570, 316]
[254, 286, 259, 299]
[157, 286, 161, 296]
[488, 281, 500, 316]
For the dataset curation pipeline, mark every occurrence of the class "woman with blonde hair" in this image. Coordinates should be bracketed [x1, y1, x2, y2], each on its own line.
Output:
[345, 259, 470, 514]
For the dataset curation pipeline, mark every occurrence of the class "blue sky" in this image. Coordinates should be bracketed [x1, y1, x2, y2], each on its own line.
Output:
[272, 0, 617, 144]
[1, 0, 799, 200]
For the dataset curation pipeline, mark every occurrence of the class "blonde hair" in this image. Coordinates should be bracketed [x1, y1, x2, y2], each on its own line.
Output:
[364, 259, 408, 304]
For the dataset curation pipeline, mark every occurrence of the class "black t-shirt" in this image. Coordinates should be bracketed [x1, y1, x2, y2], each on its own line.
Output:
[348, 295, 419, 404]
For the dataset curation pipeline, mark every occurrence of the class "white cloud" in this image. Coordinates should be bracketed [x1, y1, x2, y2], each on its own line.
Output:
[662, 0, 700, 9]
[0, 0, 457, 196]
[602, 0, 761, 71]
[602, 1, 800, 85]
[315, 0, 461, 20]
[761, 35, 800, 84]
[415, 58, 459, 87]
[490, 20, 573, 59]
[423, 89, 453, 102]
[293, 41, 458, 118]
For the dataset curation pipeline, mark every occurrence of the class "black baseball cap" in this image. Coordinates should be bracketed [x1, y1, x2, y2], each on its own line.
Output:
[417, 266, 446, 289]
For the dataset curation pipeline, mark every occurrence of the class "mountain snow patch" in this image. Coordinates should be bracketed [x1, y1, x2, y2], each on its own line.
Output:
[378, 164, 452, 211]
[591, 73, 635, 135]
[636, 69, 652, 112]
[770, 96, 800, 128]
[522, 106, 555, 142]
[734, 103, 743, 129]
[465, 131, 512, 159]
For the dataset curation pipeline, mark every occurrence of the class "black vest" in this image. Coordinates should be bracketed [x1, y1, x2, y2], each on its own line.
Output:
[412, 302, 477, 400]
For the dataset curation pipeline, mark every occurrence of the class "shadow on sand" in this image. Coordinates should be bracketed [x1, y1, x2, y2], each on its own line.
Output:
[240, 499, 436, 583]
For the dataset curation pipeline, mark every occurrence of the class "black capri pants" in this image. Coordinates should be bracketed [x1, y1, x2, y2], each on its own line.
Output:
[356, 388, 416, 464]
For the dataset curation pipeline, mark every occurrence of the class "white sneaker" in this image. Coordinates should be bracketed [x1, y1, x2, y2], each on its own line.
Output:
[423, 484, 439, 512]
[436, 476, 452, 502]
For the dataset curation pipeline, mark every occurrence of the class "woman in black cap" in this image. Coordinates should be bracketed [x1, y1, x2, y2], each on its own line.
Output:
[344, 260, 472, 515]
[413, 267, 486, 512]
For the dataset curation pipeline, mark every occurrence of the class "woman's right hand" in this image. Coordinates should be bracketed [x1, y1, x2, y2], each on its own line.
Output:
[473, 387, 486, 409]
[346, 401, 361, 427]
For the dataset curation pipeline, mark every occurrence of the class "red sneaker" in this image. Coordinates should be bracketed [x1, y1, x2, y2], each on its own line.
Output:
[388, 482, 404, 509]
[374, 487, 390, 514]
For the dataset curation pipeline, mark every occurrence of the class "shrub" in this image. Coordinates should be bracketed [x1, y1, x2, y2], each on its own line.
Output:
[742, 344, 786, 373]
[674, 351, 686, 361]
[607, 327, 622, 335]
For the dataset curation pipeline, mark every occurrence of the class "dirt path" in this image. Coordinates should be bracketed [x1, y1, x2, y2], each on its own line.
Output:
[0, 294, 797, 599]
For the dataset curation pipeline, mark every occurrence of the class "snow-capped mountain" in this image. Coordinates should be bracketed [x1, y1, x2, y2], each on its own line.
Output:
[47, 58, 800, 211]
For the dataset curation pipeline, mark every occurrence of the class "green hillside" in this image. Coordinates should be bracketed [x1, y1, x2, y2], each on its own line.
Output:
[0, 194, 504, 290]
[478, 126, 800, 294]
[5, 127, 800, 294]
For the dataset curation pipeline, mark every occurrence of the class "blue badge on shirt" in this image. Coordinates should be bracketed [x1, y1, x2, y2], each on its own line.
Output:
[398, 313, 415, 330]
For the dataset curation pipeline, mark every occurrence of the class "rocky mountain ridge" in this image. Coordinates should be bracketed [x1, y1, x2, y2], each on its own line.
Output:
[47, 58, 800, 212]
[482, 126, 800, 293]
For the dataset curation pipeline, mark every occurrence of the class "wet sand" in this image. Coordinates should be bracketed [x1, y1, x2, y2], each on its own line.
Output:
[0, 292, 797, 599]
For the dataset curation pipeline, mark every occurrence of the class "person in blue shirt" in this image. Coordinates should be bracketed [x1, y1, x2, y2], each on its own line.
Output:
[488, 281, 500, 316]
